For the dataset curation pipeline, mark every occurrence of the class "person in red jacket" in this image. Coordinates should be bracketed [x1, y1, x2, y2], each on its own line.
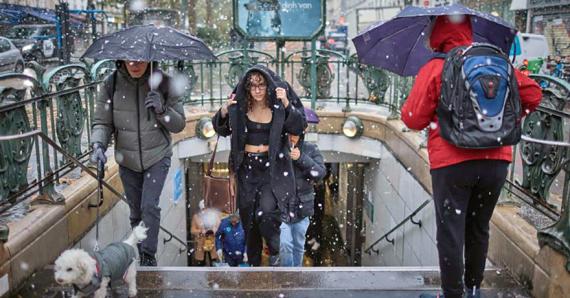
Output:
[401, 16, 542, 298]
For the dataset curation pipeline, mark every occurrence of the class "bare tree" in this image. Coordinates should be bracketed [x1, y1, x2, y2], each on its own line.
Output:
[188, 0, 198, 33]
[206, 0, 213, 26]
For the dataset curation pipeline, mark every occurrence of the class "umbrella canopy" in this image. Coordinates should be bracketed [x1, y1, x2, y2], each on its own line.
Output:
[82, 24, 216, 61]
[352, 4, 517, 76]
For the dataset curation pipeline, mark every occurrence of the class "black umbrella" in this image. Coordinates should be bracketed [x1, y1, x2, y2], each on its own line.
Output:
[82, 24, 216, 61]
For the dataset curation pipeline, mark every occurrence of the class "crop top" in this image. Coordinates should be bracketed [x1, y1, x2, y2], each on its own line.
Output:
[246, 116, 271, 146]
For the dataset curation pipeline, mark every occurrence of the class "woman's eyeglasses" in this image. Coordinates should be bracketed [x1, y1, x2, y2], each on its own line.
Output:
[248, 84, 267, 91]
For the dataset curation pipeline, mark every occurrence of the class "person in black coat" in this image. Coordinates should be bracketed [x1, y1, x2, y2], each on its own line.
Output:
[212, 65, 305, 266]
[280, 108, 326, 266]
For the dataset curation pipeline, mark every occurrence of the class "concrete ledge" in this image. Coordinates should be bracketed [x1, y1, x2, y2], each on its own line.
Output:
[1, 161, 123, 292]
[489, 206, 570, 297]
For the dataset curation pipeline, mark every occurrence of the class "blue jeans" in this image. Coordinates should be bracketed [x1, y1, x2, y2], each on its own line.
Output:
[280, 217, 310, 267]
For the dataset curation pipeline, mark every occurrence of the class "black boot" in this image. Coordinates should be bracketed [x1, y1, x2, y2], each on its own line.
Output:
[140, 252, 157, 267]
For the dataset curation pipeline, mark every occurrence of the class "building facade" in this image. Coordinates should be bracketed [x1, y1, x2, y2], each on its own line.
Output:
[526, 0, 570, 56]
[2, 0, 86, 10]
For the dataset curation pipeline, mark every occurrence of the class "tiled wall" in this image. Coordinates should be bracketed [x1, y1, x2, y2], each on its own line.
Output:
[361, 144, 438, 266]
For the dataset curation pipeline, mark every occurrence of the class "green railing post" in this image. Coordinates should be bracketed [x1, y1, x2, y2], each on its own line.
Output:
[538, 157, 570, 271]
[37, 93, 64, 204]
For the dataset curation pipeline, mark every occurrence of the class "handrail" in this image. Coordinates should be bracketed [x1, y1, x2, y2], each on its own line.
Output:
[0, 80, 102, 113]
[0, 130, 188, 250]
[364, 199, 431, 255]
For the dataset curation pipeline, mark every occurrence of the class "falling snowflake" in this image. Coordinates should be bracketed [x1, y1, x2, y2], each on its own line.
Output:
[20, 262, 29, 271]
[429, 122, 438, 130]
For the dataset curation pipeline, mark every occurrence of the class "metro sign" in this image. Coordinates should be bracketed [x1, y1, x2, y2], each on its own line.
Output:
[233, 0, 326, 41]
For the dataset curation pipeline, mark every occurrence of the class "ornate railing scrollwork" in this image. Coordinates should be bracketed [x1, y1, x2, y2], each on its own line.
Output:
[348, 54, 390, 104]
[297, 53, 335, 99]
[43, 65, 89, 159]
[0, 74, 39, 204]
[523, 74, 570, 272]
[226, 53, 259, 89]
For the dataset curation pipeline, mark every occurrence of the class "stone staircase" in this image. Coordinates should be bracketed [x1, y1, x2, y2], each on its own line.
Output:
[17, 267, 530, 297]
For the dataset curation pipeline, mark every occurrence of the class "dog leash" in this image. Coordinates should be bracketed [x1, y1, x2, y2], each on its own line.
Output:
[94, 159, 105, 252]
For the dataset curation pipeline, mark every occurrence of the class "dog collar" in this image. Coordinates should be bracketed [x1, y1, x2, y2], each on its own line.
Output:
[73, 257, 102, 296]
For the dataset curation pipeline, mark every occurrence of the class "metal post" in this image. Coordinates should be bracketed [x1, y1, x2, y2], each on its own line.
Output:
[55, 4, 63, 63]
[181, 0, 189, 30]
[275, 41, 281, 77]
[89, 3, 98, 42]
[310, 38, 317, 110]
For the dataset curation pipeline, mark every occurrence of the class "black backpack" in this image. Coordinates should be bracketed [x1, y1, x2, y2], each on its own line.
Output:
[436, 43, 522, 149]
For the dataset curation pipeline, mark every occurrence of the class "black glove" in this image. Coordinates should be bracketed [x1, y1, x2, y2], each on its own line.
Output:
[144, 90, 166, 115]
[90, 142, 107, 165]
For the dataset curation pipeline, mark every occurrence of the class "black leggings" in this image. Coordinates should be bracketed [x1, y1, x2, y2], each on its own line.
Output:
[431, 159, 509, 298]
[238, 152, 280, 266]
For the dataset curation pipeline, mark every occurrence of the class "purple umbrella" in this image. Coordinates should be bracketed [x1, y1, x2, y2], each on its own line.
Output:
[304, 107, 319, 124]
[352, 4, 517, 76]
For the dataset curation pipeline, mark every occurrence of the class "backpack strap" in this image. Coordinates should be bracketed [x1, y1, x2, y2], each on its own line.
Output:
[104, 71, 117, 104]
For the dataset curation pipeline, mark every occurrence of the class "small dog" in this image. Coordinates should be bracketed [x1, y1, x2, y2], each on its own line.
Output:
[54, 224, 148, 298]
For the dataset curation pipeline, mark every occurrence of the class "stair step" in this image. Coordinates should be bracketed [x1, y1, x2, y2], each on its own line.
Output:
[17, 267, 530, 297]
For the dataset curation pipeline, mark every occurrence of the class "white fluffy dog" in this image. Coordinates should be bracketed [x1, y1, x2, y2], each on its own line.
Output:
[54, 224, 147, 298]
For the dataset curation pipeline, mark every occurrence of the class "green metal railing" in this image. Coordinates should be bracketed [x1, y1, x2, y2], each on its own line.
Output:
[168, 48, 412, 113]
[0, 62, 103, 206]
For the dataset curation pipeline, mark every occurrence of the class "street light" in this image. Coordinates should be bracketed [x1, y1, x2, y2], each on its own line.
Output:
[196, 117, 216, 139]
[342, 116, 364, 139]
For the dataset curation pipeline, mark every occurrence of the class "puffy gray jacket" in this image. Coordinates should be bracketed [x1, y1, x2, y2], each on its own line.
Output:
[91, 64, 186, 172]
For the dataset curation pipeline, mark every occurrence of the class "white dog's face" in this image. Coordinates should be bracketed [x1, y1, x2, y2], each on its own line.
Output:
[54, 249, 95, 285]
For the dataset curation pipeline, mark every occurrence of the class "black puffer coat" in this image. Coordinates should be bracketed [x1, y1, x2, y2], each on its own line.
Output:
[292, 142, 326, 222]
[213, 65, 306, 223]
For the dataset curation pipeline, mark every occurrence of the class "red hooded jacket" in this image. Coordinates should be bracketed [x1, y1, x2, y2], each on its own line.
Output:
[401, 16, 542, 170]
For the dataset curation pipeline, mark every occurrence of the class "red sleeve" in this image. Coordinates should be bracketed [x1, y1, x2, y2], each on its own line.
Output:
[514, 69, 542, 115]
[401, 61, 441, 130]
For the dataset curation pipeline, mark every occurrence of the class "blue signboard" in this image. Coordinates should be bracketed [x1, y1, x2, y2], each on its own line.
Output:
[173, 168, 183, 204]
[233, 0, 325, 41]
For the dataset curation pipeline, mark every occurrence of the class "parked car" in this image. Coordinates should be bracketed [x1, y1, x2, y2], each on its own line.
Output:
[0, 36, 24, 73]
[6, 24, 58, 62]
[510, 33, 549, 73]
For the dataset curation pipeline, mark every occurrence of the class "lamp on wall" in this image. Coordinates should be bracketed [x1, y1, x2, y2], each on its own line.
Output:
[342, 116, 364, 139]
[196, 117, 216, 139]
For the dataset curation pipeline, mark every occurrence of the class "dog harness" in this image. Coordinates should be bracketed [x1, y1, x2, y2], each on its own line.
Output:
[73, 243, 136, 296]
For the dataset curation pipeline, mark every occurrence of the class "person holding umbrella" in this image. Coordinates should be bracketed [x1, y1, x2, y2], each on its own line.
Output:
[90, 59, 185, 266]
[400, 14, 541, 298]
[354, 5, 543, 297]
[86, 25, 215, 266]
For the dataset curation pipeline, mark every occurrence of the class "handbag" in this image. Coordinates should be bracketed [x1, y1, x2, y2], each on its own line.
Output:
[203, 136, 236, 214]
